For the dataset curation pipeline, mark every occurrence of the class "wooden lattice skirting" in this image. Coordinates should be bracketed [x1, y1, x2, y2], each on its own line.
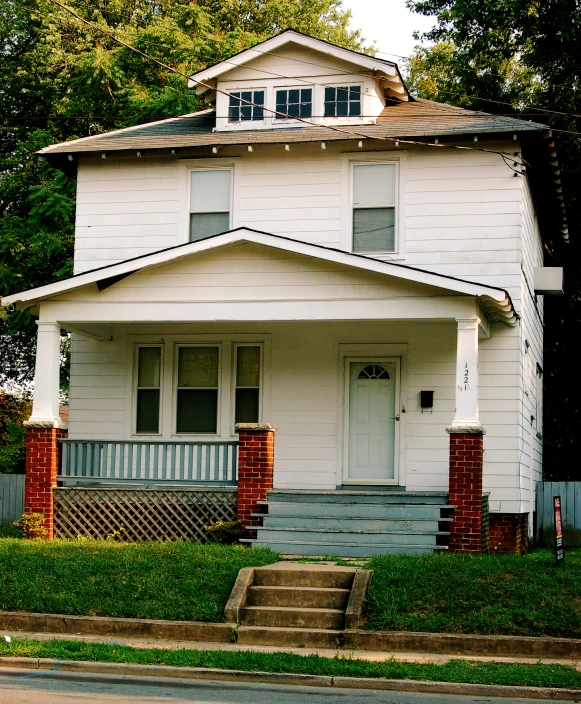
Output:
[53, 487, 237, 541]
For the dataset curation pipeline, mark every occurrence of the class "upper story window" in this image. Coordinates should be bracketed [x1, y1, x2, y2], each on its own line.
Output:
[324, 86, 361, 117]
[352, 162, 397, 253]
[275, 88, 312, 119]
[228, 90, 265, 122]
[190, 169, 231, 242]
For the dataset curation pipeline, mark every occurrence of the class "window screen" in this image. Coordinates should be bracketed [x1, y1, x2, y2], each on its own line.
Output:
[229, 90, 265, 122]
[275, 88, 312, 119]
[190, 169, 231, 242]
[235, 346, 261, 424]
[176, 347, 219, 433]
[352, 163, 396, 252]
[324, 86, 361, 117]
[136, 347, 161, 434]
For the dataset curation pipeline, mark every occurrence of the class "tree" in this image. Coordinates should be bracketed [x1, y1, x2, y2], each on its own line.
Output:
[0, 0, 368, 388]
[406, 0, 581, 479]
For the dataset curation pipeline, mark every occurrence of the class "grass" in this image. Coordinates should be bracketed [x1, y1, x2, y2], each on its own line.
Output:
[0, 638, 580, 689]
[0, 539, 278, 622]
[363, 549, 581, 638]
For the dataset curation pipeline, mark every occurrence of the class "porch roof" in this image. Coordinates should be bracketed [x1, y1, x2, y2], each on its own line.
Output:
[2, 228, 517, 325]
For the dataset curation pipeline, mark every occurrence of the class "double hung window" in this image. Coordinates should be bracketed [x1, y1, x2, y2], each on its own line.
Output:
[189, 169, 231, 242]
[135, 347, 162, 434]
[352, 163, 397, 253]
[324, 86, 361, 117]
[228, 90, 265, 122]
[176, 347, 219, 434]
[275, 88, 312, 119]
[234, 346, 261, 424]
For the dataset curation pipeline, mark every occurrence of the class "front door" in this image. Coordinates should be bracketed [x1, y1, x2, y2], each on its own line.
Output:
[347, 361, 398, 483]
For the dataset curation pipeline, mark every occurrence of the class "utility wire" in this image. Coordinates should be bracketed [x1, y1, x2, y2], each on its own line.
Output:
[44, 0, 530, 170]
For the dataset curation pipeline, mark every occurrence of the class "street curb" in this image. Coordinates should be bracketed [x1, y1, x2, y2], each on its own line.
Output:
[2, 610, 581, 659]
[1, 657, 580, 700]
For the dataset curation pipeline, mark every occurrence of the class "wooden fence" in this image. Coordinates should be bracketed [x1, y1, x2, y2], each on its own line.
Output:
[53, 486, 238, 541]
[0, 474, 25, 525]
[536, 481, 581, 547]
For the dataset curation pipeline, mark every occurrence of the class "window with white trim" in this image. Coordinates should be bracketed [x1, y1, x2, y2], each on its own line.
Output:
[324, 86, 361, 117]
[189, 169, 231, 242]
[176, 346, 220, 434]
[135, 346, 162, 434]
[352, 162, 397, 253]
[228, 90, 265, 122]
[234, 345, 261, 424]
[275, 88, 312, 119]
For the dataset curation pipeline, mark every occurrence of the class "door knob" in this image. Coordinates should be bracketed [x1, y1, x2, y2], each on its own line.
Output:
[392, 415, 400, 421]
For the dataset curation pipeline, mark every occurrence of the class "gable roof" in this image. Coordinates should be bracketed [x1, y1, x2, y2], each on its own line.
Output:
[187, 29, 408, 101]
[2, 227, 517, 325]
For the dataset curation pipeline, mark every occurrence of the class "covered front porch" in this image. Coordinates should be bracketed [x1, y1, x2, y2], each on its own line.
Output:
[5, 229, 517, 551]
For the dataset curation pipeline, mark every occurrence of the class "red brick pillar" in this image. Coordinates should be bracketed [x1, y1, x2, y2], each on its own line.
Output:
[24, 426, 68, 538]
[489, 513, 529, 553]
[447, 427, 485, 553]
[236, 423, 276, 534]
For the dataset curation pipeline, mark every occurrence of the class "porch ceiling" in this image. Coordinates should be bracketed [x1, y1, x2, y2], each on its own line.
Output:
[3, 228, 517, 328]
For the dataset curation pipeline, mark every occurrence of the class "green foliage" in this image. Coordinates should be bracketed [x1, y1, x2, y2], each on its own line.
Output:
[0, 0, 367, 387]
[0, 539, 278, 621]
[363, 550, 581, 638]
[0, 392, 30, 473]
[2, 638, 581, 688]
[204, 519, 244, 544]
[406, 0, 581, 479]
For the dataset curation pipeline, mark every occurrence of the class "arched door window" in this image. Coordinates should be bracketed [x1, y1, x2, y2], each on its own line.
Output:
[357, 364, 391, 380]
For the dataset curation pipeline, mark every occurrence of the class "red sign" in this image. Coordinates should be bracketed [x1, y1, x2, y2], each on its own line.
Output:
[554, 496, 564, 565]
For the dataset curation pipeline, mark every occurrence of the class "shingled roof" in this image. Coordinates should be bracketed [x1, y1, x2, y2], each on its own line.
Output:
[38, 99, 548, 156]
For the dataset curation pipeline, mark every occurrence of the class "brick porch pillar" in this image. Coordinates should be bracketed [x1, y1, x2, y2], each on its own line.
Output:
[235, 423, 276, 534]
[447, 427, 485, 553]
[24, 426, 68, 538]
[489, 513, 529, 553]
[23, 320, 67, 538]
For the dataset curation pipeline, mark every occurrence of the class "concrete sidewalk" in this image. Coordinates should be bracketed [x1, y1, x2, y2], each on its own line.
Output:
[3, 629, 580, 670]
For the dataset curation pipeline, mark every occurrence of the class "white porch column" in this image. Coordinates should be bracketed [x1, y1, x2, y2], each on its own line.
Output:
[25, 321, 64, 427]
[450, 317, 482, 430]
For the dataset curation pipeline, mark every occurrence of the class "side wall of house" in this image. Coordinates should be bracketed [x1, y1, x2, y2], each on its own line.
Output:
[518, 177, 545, 522]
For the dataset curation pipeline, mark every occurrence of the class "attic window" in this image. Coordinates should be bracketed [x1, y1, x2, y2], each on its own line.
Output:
[324, 86, 361, 117]
[276, 88, 312, 119]
[229, 90, 265, 122]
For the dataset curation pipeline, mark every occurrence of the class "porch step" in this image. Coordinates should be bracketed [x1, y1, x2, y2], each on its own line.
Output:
[248, 539, 448, 557]
[248, 490, 451, 557]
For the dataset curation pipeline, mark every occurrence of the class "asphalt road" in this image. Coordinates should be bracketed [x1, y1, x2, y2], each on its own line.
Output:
[0, 669, 574, 704]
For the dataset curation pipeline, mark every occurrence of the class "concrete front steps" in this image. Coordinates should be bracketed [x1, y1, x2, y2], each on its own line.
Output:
[240, 564, 354, 630]
[245, 490, 452, 557]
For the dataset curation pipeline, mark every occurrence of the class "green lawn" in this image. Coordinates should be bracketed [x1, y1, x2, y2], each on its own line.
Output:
[1, 638, 580, 689]
[363, 550, 581, 638]
[0, 539, 278, 622]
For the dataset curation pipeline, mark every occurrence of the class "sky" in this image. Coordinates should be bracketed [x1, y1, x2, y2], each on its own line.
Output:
[341, 0, 436, 60]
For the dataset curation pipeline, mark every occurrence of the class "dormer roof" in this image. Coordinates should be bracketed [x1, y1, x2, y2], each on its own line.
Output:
[188, 29, 410, 103]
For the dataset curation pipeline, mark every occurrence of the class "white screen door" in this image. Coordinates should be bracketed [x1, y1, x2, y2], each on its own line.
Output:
[347, 361, 397, 482]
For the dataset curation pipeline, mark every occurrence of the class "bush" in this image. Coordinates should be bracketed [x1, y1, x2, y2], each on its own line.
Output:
[205, 520, 244, 544]
[13, 513, 48, 539]
[0, 392, 31, 474]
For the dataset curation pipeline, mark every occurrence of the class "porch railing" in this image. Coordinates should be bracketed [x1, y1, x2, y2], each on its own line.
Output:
[59, 439, 238, 485]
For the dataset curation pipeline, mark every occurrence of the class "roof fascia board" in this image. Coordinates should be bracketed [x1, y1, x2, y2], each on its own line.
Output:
[2, 229, 506, 306]
[188, 32, 397, 89]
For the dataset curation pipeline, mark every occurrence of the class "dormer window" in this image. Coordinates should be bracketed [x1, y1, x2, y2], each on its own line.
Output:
[275, 88, 313, 119]
[324, 86, 361, 117]
[228, 90, 265, 122]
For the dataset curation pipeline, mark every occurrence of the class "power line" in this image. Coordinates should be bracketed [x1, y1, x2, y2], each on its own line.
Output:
[45, 0, 529, 170]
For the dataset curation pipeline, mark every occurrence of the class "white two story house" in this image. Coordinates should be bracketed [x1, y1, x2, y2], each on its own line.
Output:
[5, 31, 565, 554]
